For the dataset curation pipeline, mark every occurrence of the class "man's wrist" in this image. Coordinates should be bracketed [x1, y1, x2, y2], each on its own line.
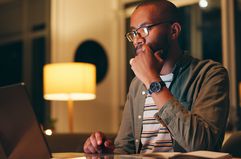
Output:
[145, 76, 162, 89]
[145, 80, 166, 95]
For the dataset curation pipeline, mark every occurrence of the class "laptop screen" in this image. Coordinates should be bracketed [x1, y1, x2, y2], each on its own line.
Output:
[0, 83, 51, 159]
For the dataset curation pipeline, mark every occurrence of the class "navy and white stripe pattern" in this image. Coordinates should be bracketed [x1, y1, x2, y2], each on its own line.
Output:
[141, 73, 174, 153]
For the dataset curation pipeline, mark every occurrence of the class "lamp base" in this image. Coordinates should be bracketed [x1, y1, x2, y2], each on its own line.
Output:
[67, 100, 74, 132]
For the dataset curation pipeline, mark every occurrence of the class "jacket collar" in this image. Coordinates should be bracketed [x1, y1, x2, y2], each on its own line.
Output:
[172, 53, 193, 76]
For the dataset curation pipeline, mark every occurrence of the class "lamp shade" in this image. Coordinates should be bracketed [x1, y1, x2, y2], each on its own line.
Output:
[43, 62, 96, 101]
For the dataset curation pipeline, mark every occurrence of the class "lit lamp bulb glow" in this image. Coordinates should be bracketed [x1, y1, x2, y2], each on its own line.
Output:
[45, 129, 53, 136]
[199, 0, 208, 8]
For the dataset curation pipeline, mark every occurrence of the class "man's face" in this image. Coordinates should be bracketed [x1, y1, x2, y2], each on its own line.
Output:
[130, 5, 171, 57]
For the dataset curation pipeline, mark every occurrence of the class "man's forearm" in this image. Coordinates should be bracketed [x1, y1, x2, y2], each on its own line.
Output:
[154, 97, 229, 151]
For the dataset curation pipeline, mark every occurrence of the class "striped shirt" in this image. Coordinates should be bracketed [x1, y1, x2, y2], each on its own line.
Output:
[140, 73, 174, 153]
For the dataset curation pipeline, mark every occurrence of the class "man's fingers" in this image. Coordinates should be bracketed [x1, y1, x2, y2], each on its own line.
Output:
[83, 138, 91, 153]
[83, 132, 113, 154]
[129, 58, 134, 65]
[104, 139, 112, 147]
[83, 147, 91, 154]
[88, 144, 96, 154]
[84, 138, 96, 154]
[104, 139, 114, 150]
[95, 131, 104, 145]
[90, 134, 99, 152]
[142, 44, 152, 54]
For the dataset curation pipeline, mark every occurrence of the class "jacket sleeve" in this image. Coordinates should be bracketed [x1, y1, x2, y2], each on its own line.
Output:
[114, 83, 136, 154]
[155, 65, 230, 152]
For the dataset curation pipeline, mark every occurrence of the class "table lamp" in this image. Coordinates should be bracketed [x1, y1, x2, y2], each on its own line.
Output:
[43, 62, 96, 132]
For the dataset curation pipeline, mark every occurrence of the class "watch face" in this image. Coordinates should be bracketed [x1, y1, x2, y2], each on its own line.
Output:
[150, 82, 161, 93]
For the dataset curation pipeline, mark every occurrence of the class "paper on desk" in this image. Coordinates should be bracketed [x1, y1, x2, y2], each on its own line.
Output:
[142, 151, 231, 159]
[173, 151, 232, 159]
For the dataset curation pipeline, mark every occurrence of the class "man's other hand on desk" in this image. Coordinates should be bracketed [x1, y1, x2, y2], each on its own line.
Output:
[83, 131, 114, 154]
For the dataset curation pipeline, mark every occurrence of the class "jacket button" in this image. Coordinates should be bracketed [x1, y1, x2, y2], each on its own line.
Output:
[135, 139, 139, 143]
[138, 115, 142, 119]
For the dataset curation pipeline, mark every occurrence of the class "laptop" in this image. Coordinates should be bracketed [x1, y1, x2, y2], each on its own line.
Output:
[0, 83, 52, 159]
[0, 83, 125, 159]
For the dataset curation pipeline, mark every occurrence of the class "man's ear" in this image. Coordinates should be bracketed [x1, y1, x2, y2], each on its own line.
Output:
[170, 22, 181, 40]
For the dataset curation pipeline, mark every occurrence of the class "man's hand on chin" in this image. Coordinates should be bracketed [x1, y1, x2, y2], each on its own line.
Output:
[130, 44, 164, 88]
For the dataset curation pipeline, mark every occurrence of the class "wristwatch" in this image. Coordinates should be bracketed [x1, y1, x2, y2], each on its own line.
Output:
[146, 81, 166, 95]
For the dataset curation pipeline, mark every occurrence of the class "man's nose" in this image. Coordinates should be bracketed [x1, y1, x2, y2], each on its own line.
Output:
[133, 34, 145, 47]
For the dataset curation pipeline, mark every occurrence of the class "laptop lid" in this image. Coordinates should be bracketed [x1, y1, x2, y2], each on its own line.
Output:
[0, 83, 52, 159]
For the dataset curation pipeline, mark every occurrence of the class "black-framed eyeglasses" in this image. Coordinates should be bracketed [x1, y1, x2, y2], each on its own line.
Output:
[125, 21, 171, 42]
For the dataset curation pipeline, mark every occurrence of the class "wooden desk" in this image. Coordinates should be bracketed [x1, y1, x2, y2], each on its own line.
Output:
[52, 152, 241, 159]
[52, 153, 155, 159]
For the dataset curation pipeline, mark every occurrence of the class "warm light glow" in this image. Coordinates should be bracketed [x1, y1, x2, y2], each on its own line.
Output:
[43, 62, 96, 101]
[199, 0, 208, 8]
[45, 129, 53, 136]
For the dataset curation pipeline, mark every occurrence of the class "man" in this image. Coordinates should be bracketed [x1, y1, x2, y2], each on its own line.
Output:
[83, 0, 229, 154]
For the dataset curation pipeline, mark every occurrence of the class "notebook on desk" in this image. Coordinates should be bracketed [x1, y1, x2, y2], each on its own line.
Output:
[0, 83, 52, 159]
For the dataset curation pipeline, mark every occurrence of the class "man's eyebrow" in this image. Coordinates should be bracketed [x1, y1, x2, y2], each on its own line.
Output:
[130, 22, 151, 30]
[130, 26, 136, 30]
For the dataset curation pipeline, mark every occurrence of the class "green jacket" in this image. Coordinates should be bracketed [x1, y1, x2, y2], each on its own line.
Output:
[114, 54, 229, 154]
